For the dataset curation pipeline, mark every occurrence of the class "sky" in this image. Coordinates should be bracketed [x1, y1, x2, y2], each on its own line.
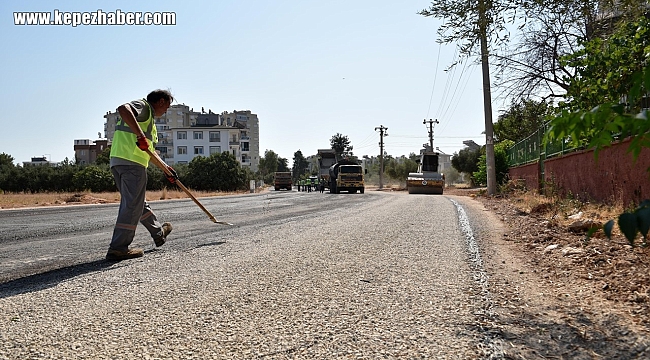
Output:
[0, 0, 495, 166]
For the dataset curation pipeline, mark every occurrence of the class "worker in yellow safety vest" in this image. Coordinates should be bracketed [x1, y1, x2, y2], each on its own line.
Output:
[106, 89, 176, 261]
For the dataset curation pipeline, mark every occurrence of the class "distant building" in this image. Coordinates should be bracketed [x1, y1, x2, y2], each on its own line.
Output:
[73, 139, 110, 165]
[171, 125, 232, 164]
[22, 156, 58, 166]
[462, 140, 481, 151]
[434, 148, 452, 173]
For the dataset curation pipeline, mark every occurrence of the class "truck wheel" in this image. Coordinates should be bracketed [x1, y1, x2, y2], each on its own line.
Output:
[360, 188, 365, 194]
[275, 187, 279, 191]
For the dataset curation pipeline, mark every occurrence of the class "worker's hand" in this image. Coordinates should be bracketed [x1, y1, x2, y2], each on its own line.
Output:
[165, 166, 178, 184]
[136, 136, 149, 151]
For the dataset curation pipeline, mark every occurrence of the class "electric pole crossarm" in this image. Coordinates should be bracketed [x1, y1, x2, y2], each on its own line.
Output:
[423, 118, 439, 152]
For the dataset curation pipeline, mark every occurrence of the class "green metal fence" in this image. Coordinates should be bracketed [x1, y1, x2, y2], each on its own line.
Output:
[507, 123, 576, 167]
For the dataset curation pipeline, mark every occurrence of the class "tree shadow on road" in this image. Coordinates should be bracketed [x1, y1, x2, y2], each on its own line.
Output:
[0, 259, 120, 299]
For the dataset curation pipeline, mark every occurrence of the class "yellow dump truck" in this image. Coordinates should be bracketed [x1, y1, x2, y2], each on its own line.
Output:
[274, 172, 292, 191]
[329, 160, 365, 194]
[407, 152, 444, 194]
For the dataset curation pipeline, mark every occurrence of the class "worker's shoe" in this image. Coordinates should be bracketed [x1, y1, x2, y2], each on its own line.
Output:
[154, 222, 173, 247]
[106, 248, 144, 261]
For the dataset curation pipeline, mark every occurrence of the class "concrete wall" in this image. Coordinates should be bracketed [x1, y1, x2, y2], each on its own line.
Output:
[508, 138, 650, 206]
[508, 162, 540, 192]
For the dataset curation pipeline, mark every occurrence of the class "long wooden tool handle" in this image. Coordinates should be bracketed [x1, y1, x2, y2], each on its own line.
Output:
[144, 148, 233, 225]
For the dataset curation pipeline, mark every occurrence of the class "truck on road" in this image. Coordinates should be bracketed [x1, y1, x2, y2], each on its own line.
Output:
[274, 172, 292, 191]
[317, 149, 337, 190]
[329, 160, 365, 194]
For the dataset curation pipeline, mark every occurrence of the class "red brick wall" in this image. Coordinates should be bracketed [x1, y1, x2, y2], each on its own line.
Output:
[508, 162, 539, 192]
[508, 138, 650, 206]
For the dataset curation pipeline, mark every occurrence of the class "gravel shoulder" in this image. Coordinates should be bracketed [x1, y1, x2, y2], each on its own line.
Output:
[450, 190, 650, 359]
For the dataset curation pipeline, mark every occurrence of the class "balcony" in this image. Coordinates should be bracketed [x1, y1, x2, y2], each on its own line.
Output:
[229, 141, 240, 146]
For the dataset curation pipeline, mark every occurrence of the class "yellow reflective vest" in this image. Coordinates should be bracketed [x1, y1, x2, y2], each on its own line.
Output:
[109, 99, 158, 167]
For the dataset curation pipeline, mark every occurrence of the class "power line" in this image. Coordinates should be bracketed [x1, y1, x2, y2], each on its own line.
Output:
[425, 41, 443, 119]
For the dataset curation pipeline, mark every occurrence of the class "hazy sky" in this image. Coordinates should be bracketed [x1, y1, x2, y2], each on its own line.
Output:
[1, 0, 494, 165]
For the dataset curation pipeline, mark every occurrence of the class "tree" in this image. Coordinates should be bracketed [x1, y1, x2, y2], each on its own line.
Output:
[385, 157, 418, 187]
[330, 133, 354, 160]
[277, 157, 290, 172]
[419, 0, 516, 61]
[185, 152, 250, 191]
[292, 150, 309, 183]
[473, 140, 515, 186]
[451, 147, 482, 177]
[494, 99, 554, 143]
[548, 12, 650, 159]
[0, 153, 14, 168]
[561, 13, 650, 113]
[258, 150, 280, 185]
[444, 166, 461, 185]
[488, 0, 645, 101]
[72, 165, 116, 192]
[95, 146, 111, 165]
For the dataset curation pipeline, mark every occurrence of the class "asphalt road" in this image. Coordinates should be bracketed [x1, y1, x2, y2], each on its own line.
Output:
[0, 189, 355, 283]
[0, 189, 502, 358]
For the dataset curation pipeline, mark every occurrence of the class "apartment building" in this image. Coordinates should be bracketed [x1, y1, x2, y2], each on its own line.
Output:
[220, 110, 260, 171]
[102, 105, 260, 171]
[73, 138, 110, 165]
[172, 126, 232, 164]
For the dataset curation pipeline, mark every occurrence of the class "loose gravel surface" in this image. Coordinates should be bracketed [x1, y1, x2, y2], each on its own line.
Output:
[3, 189, 649, 359]
[0, 191, 496, 359]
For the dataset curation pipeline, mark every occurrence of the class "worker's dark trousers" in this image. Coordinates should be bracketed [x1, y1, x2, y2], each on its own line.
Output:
[109, 165, 164, 252]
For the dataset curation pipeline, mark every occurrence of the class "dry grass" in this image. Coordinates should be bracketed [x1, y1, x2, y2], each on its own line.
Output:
[0, 188, 258, 209]
[497, 183, 629, 239]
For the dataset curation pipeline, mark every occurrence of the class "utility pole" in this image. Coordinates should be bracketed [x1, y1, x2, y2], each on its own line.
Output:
[423, 118, 439, 152]
[478, 0, 496, 195]
[375, 125, 388, 190]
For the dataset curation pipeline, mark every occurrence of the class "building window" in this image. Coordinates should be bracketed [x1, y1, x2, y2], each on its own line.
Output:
[194, 146, 204, 155]
[193, 131, 203, 140]
[177, 131, 187, 140]
[241, 142, 249, 151]
[209, 146, 221, 154]
[177, 146, 187, 155]
[209, 131, 221, 142]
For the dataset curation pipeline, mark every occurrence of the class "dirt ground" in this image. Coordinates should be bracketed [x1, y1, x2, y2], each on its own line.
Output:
[444, 187, 650, 358]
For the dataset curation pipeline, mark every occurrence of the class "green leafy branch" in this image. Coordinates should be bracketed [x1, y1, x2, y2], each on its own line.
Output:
[602, 200, 650, 247]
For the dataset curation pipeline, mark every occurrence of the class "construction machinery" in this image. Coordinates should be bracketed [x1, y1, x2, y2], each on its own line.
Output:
[407, 152, 445, 194]
[274, 171, 292, 191]
[329, 160, 365, 194]
[317, 149, 337, 190]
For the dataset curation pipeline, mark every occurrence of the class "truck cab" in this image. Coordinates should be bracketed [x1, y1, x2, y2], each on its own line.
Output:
[329, 160, 365, 194]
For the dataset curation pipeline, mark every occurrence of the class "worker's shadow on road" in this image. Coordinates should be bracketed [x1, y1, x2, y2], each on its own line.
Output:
[0, 260, 115, 299]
